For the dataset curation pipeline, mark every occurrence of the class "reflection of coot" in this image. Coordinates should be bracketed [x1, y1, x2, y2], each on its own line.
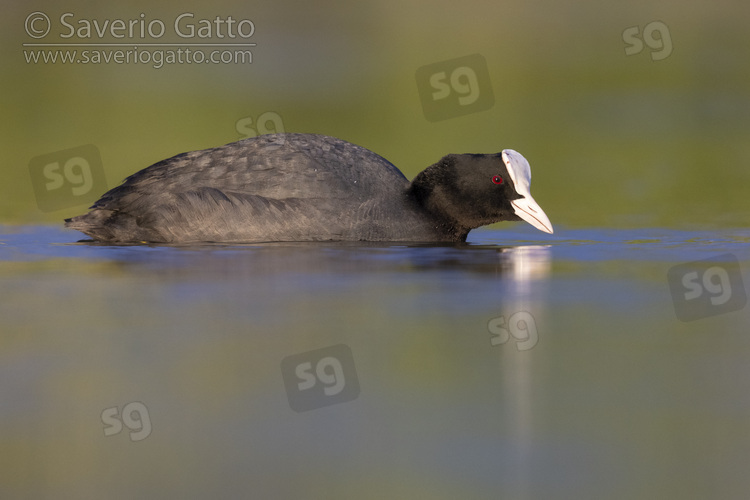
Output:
[65, 133, 552, 243]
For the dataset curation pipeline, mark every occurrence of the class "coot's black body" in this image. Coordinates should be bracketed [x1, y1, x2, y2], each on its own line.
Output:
[65, 133, 553, 243]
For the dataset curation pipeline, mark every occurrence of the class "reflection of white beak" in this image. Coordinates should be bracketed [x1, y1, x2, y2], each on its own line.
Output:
[511, 195, 554, 234]
[501, 149, 553, 234]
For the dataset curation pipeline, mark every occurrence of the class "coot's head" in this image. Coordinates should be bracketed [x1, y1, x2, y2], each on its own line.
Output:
[410, 149, 553, 235]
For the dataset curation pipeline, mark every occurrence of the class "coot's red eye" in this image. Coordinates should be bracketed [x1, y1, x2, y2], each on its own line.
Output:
[492, 175, 503, 185]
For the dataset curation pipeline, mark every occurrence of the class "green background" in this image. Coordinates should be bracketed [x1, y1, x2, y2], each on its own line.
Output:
[3, 0, 749, 228]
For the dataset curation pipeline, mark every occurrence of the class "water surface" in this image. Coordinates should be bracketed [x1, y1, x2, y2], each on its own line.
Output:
[1, 225, 749, 499]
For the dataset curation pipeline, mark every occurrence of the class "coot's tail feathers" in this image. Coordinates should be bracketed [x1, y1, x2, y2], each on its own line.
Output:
[64, 210, 131, 242]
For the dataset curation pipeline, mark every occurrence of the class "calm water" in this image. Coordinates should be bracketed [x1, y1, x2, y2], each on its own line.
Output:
[1, 224, 749, 499]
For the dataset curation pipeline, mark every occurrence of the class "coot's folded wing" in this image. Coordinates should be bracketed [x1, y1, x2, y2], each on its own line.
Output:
[92, 133, 407, 207]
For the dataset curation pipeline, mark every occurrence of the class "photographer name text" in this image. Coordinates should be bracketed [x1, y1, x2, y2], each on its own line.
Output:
[25, 12, 255, 43]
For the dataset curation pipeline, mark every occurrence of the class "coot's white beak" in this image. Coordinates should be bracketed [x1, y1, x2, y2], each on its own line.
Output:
[502, 149, 554, 234]
[511, 195, 554, 234]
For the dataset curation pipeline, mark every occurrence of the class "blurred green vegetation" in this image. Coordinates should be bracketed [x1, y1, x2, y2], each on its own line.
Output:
[2, 0, 749, 227]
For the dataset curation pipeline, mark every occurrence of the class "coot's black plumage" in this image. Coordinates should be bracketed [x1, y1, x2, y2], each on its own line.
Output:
[65, 133, 553, 243]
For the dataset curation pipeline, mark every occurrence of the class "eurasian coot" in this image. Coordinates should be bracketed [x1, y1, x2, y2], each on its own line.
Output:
[65, 133, 553, 243]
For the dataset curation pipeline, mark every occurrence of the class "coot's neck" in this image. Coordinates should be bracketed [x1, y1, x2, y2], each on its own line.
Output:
[406, 163, 470, 242]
